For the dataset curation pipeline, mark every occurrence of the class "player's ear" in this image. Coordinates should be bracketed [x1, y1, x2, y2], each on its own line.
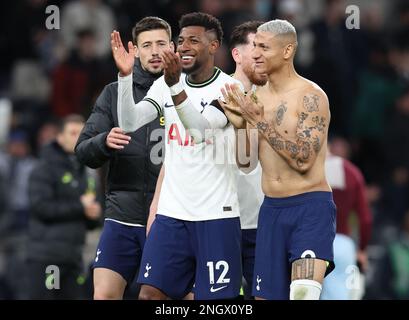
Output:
[283, 43, 295, 60]
[231, 48, 240, 64]
[209, 39, 220, 55]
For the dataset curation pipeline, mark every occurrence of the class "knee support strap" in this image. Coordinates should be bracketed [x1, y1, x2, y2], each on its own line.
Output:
[290, 279, 322, 300]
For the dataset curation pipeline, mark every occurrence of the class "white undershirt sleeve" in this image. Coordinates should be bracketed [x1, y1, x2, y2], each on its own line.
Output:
[117, 73, 161, 133]
[174, 98, 227, 143]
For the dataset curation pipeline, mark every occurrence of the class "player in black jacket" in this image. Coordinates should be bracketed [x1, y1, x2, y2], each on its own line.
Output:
[75, 17, 172, 299]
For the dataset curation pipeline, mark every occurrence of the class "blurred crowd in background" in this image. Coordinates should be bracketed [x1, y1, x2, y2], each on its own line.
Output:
[0, 0, 408, 299]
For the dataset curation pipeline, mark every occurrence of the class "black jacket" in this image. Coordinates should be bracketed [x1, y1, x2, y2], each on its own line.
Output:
[28, 141, 99, 266]
[75, 60, 164, 225]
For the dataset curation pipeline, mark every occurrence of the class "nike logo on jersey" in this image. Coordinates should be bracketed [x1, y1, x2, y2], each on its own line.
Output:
[164, 102, 174, 108]
[210, 285, 227, 293]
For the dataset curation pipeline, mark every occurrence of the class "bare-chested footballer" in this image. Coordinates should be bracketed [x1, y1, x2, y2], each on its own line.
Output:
[220, 19, 336, 300]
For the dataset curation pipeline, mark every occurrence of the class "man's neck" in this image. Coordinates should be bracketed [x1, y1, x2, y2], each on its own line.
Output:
[267, 63, 299, 94]
[187, 60, 215, 84]
[232, 68, 252, 92]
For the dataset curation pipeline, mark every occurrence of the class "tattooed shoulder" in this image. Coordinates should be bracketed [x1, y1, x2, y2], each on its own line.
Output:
[312, 116, 327, 132]
[303, 94, 320, 112]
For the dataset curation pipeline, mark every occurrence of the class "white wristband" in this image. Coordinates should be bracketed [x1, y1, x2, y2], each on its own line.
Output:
[174, 98, 190, 110]
[169, 81, 184, 96]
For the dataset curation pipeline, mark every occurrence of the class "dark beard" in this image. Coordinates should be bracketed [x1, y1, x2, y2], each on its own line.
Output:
[182, 61, 201, 75]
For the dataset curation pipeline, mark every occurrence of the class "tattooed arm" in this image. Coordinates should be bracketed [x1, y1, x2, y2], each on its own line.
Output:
[255, 91, 329, 174]
[221, 85, 329, 173]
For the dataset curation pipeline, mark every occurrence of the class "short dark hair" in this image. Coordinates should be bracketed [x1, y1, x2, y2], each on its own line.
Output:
[229, 21, 264, 50]
[132, 16, 172, 45]
[179, 12, 223, 44]
[58, 114, 85, 132]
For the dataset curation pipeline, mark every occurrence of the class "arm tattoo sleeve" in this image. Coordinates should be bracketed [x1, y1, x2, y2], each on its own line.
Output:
[255, 94, 327, 171]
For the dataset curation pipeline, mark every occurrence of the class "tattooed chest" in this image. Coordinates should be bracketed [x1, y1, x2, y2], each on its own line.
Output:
[274, 101, 288, 126]
[263, 100, 297, 135]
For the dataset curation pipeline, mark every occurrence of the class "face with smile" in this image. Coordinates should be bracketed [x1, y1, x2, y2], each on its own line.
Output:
[136, 29, 173, 74]
[177, 26, 218, 74]
[252, 31, 294, 75]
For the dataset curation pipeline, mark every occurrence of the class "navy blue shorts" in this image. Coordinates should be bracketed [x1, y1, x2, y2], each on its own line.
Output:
[137, 214, 242, 300]
[252, 192, 336, 300]
[242, 228, 256, 298]
[93, 219, 146, 284]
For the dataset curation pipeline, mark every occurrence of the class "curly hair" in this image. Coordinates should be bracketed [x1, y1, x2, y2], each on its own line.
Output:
[179, 12, 223, 44]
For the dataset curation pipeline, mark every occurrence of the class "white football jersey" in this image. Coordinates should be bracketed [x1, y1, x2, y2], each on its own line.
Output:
[144, 67, 241, 221]
[237, 162, 264, 229]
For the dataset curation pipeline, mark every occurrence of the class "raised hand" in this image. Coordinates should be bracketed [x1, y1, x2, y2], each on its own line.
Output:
[106, 127, 131, 150]
[219, 83, 246, 129]
[161, 50, 182, 87]
[111, 30, 135, 77]
[224, 83, 265, 127]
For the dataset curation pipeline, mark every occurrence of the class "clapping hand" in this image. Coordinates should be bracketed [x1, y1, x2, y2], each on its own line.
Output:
[111, 30, 135, 77]
[221, 84, 265, 127]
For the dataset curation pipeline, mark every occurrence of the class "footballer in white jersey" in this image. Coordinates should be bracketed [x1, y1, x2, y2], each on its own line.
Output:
[142, 69, 241, 221]
[116, 12, 242, 300]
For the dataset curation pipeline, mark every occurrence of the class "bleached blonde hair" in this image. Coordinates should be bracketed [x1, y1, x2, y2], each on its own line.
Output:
[258, 19, 297, 44]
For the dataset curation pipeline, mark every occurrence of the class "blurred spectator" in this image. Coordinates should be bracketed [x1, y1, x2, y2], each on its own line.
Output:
[0, 1, 49, 80]
[390, 1, 409, 55]
[384, 87, 409, 172]
[379, 167, 409, 231]
[60, 0, 115, 58]
[0, 130, 37, 233]
[51, 29, 103, 117]
[322, 141, 372, 300]
[161, 0, 198, 35]
[374, 211, 409, 299]
[308, 0, 367, 136]
[110, 0, 158, 36]
[212, 0, 262, 72]
[27, 114, 102, 299]
[276, 0, 315, 73]
[0, 129, 37, 299]
[328, 135, 351, 159]
[350, 39, 404, 183]
[36, 120, 59, 151]
[11, 61, 50, 103]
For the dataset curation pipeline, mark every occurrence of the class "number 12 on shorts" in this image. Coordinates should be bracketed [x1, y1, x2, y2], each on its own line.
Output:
[206, 261, 230, 284]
